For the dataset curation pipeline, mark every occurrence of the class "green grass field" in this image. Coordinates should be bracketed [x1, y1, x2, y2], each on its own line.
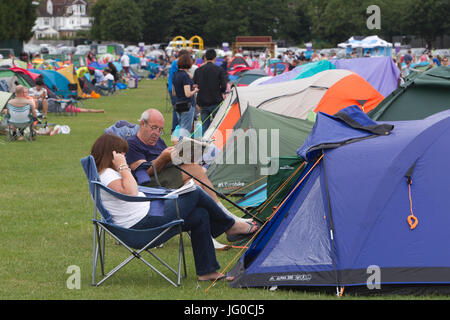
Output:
[0, 78, 447, 301]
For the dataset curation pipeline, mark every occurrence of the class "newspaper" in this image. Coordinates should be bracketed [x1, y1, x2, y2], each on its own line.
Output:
[172, 137, 210, 165]
[164, 179, 196, 197]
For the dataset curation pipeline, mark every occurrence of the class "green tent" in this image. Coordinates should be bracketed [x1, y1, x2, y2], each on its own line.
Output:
[369, 66, 450, 121]
[241, 157, 306, 223]
[0, 69, 32, 91]
[206, 107, 314, 195]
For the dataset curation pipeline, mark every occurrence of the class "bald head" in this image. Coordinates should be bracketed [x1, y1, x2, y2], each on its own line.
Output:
[139, 108, 164, 124]
[15, 85, 25, 97]
[138, 108, 165, 145]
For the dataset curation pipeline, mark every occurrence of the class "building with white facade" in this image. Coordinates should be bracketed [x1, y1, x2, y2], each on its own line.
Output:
[33, 0, 94, 39]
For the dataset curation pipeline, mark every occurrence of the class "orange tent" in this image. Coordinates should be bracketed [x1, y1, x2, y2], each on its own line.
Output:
[203, 70, 384, 150]
[314, 73, 384, 115]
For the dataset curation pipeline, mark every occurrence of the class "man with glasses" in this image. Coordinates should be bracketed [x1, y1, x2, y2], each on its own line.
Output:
[126, 108, 182, 189]
[126, 109, 252, 248]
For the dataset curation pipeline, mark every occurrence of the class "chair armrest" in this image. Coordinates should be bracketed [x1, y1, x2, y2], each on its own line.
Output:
[94, 218, 184, 231]
[92, 181, 178, 201]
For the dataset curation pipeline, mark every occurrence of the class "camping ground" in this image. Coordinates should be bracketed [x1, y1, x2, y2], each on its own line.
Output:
[0, 78, 446, 300]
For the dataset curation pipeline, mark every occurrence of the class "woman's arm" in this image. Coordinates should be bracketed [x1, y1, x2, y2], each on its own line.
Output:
[107, 151, 138, 196]
[184, 83, 199, 98]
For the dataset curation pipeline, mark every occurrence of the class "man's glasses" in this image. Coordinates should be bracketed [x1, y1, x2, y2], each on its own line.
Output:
[148, 125, 164, 134]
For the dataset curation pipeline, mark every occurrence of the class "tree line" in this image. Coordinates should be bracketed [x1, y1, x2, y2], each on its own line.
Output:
[89, 0, 449, 48]
[0, 0, 36, 42]
[0, 0, 448, 49]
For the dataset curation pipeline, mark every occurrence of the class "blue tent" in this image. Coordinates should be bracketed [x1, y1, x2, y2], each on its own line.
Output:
[236, 184, 267, 208]
[230, 106, 450, 294]
[88, 61, 108, 70]
[29, 69, 71, 97]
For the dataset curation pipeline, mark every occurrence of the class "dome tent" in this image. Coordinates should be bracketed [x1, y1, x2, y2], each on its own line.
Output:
[230, 106, 450, 295]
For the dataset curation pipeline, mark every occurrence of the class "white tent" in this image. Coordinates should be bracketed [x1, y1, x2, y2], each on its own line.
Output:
[203, 69, 353, 142]
[338, 36, 392, 57]
[338, 35, 393, 49]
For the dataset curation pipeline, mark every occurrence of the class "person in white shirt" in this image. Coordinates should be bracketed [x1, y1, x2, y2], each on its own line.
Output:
[90, 133, 259, 281]
[120, 52, 130, 77]
[94, 69, 114, 94]
[100, 69, 115, 86]
[28, 78, 48, 118]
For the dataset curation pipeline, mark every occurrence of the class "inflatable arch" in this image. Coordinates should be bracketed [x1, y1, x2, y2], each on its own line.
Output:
[171, 36, 187, 48]
[171, 36, 204, 50]
[189, 36, 204, 50]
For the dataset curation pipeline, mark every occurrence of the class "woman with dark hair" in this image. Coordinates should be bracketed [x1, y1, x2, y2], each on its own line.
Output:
[172, 53, 199, 139]
[108, 62, 120, 82]
[90, 133, 258, 281]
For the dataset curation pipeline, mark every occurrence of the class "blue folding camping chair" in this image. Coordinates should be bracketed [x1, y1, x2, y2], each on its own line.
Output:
[81, 155, 187, 287]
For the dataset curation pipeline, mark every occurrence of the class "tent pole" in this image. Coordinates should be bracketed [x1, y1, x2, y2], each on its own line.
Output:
[321, 151, 341, 296]
[174, 165, 264, 224]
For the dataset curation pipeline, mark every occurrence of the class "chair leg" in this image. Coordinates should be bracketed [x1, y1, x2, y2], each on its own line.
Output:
[179, 227, 187, 283]
[92, 224, 99, 286]
[6, 128, 14, 142]
[92, 223, 106, 286]
[101, 228, 106, 275]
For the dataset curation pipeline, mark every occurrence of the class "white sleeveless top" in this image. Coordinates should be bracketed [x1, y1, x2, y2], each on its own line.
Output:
[99, 168, 149, 228]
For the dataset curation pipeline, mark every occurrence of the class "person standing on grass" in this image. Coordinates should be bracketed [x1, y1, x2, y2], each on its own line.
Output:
[193, 49, 228, 135]
[120, 52, 130, 77]
[167, 49, 189, 134]
[172, 53, 199, 139]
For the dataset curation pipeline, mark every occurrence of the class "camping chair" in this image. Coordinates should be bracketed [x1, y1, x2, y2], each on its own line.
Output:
[107, 79, 115, 95]
[52, 83, 78, 100]
[49, 83, 84, 116]
[5, 104, 35, 142]
[81, 155, 187, 287]
[94, 80, 115, 96]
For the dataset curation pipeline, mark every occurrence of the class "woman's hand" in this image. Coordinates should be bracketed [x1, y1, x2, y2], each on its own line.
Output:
[108, 151, 138, 196]
[112, 151, 128, 171]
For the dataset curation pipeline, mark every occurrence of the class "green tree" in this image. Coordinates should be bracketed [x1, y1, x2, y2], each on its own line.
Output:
[170, 0, 211, 43]
[90, 0, 109, 41]
[308, 0, 366, 46]
[406, 0, 450, 48]
[359, 0, 410, 42]
[91, 0, 144, 43]
[279, 0, 312, 45]
[0, 0, 36, 41]
[202, 0, 252, 46]
[135, 0, 175, 44]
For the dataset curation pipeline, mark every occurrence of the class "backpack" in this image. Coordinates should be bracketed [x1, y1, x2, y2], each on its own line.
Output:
[104, 120, 140, 139]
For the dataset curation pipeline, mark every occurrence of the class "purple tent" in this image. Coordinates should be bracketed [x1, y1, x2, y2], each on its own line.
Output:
[258, 66, 302, 84]
[331, 57, 400, 97]
[259, 60, 335, 85]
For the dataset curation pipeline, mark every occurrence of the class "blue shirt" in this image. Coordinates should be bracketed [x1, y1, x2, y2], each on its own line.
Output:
[167, 59, 178, 93]
[94, 69, 104, 83]
[126, 135, 167, 165]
